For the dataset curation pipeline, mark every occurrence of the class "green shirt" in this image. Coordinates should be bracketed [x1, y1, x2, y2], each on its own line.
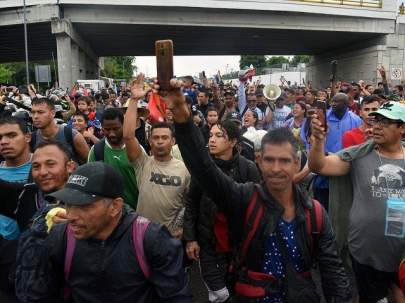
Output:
[88, 140, 139, 209]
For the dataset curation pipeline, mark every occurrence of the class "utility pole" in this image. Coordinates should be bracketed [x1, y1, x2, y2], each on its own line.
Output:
[23, 0, 30, 87]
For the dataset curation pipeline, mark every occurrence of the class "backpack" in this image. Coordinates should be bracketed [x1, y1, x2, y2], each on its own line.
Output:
[30, 126, 77, 162]
[63, 215, 150, 300]
[232, 190, 324, 299]
[93, 138, 106, 161]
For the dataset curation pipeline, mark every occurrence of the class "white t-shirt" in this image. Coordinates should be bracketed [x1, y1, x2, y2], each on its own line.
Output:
[132, 148, 190, 232]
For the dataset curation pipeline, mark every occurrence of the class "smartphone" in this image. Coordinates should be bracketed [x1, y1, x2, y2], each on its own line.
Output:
[314, 101, 328, 132]
[155, 40, 174, 91]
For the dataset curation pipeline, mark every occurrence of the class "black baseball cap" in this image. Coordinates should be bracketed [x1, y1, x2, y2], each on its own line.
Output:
[48, 162, 124, 205]
[255, 90, 264, 97]
[225, 111, 242, 124]
[224, 90, 235, 97]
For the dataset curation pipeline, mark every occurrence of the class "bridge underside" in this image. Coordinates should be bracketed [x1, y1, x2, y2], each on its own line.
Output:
[0, 22, 384, 63]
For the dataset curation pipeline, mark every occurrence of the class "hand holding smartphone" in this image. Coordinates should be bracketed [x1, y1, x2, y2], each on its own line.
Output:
[155, 40, 174, 91]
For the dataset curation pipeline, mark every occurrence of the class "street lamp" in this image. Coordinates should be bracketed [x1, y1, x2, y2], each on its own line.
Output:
[23, 0, 30, 87]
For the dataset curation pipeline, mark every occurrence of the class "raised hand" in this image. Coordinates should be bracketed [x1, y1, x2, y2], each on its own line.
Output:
[154, 78, 186, 109]
[130, 73, 147, 101]
[310, 113, 327, 142]
[377, 65, 386, 78]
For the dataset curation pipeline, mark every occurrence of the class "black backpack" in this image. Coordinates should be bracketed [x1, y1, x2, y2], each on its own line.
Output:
[30, 127, 77, 162]
[93, 138, 106, 161]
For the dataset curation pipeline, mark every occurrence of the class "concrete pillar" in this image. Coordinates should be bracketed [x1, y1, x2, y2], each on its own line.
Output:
[71, 43, 80, 84]
[56, 34, 72, 89]
[79, 49, 86, 80]
[307, 30, 405, 88]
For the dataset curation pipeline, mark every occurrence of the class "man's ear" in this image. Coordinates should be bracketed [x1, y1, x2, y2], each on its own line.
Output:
[110, 198, 124, 217]
[25, 132, 31, 144]
[294, 155, 300, 173]
[400, 123, 405, 135]
[66, 160, 76, 174]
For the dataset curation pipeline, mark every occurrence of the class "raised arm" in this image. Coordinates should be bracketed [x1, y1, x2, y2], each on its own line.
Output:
[123, 74, 146, 162]
[308, 115, 350, 176]
[73, 132, 90, 163]
[163, 79, 253, 217]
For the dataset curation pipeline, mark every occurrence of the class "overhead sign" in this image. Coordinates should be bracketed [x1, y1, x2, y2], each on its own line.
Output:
[35, 65, 51, 83]
[391, 67, 402, 80]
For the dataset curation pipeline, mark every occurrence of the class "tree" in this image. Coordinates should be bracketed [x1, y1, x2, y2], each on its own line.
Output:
[239, 55, 267, 71]
[266, 56, 289, 67]
[0, 64, 14, 83]
[290, 55, 311, 66]
[0, 62, 37, 85]
[101, 56, 135, 80]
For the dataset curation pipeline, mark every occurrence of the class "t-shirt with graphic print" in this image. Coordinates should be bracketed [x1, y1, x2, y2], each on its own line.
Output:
[88, 140, 139, 210]
[266, 106, 291, 130]
[349, 150, 405, 272]
[131, 147, 190, 233]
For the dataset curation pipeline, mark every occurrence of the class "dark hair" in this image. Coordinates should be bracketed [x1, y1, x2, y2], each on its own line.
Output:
[32, 97, 55, 110]
[184, 76, 194, 83]
[365, 84, 374, 92]
[34, 140, 72, 161]
[198, 90, 209, 97]
[101, 108, 124, 124]
[361, 95, 381, 107]
[285, 88, 295, 95]
[295, 101, 307, 116]
[261, 128, 298, 158]
[377, 82, 383, 86]
[77, 96, 92, 106]
[395, 85, 404, 92]
[214, 120, 241, 142]
[72, 111, 89, 124]
[206, 107, 219, 115]
[151, 122, 174, 137]
[0, 116, 29, 134]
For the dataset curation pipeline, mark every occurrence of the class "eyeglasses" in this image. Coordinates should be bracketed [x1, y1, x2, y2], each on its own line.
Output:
[368, 117, 401, 127]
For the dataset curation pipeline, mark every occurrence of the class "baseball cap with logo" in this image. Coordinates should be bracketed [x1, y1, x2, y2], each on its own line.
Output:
[369, 101, 405, 123]
[48, 162, 124, 205]
[225, 111, 242, 124]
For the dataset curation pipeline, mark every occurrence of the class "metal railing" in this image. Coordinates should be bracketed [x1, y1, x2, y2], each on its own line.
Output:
[292, 0, 382, 8]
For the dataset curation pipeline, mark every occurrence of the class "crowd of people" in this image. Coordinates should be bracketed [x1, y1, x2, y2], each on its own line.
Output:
[0, 64, 404, 303]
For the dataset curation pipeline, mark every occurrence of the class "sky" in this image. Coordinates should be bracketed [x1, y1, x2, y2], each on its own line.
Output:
[135, 55, 240, 78]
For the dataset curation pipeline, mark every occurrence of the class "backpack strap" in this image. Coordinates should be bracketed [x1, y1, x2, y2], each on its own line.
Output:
[305, 199, 324, 255]
[64, 224, 76, 300]
[30, 130, 37, 152]
[94, 138, 106, 161]
[241, 191, 263, 258]
[63, 126, 77, 157]
[132, 215, 151, 279]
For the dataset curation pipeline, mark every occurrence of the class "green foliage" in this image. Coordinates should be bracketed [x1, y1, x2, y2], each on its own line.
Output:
[101, 56, 135, 80]
[0, 64, 14, 83]
[0, 62, 40, 85]
[266, 56, 290, 66]
[290, 55, 311, 66]
[239, 55, 267, 71]
[239, 55, 311, 73]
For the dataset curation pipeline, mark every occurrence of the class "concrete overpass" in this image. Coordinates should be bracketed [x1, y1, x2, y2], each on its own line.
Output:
[0, 0, 402, 88]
